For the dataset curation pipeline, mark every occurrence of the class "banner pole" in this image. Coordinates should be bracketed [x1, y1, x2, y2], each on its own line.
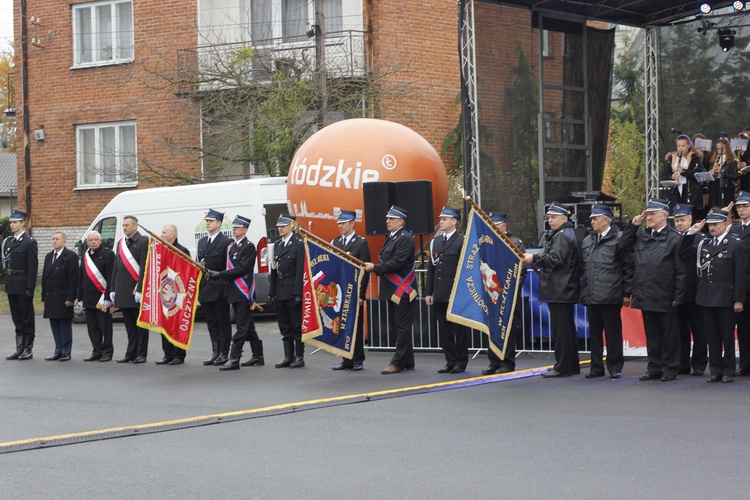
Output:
[299, 228, 367, 268]
[138, 224, 206, 272]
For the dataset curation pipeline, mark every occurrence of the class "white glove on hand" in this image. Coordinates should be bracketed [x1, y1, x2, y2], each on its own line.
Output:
[103, 300, 112, 308]
[109, 292, 116, 303]
[134, 292, 142, 304]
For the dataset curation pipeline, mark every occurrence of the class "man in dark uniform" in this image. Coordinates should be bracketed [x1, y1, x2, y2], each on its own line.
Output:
[108, 215, 149, 364]
[672, 203, 707, 376]
[269, 214, 305, 369]
[425, 205, 468, 374]
[78, 231, 115, 362]
[580, 205, 631, 379]
[730, 191, 750, 376]
[155, 224, 191, 366]
[483, 212, 526, 375]
[330, 209, 371, 371]
[207, 215, 263, 371]
[196, 209, 232, 366]
[4, 209, 38, 361]
[686, 209, 746, 383]
[41, 231, 78, 362]
[364, 206, 416, 375]
[523, 203, 582, 378]
[620, 199, 688, 382]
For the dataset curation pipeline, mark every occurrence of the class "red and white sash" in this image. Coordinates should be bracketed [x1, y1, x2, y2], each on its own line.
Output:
[118, 238, 140, 281]
[84, 251, 107, 293]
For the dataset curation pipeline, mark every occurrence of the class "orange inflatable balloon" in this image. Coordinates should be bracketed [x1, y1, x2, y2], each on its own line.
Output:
[286, 118, 448, 244]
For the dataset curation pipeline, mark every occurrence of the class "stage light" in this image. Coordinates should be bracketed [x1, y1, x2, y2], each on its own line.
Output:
[700, 2, 712, 14]
[734, 1, 746, 11]
[719, 28, 736, 52]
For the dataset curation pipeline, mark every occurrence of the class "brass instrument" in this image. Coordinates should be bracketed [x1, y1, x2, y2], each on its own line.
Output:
[671, 152, 684, 181]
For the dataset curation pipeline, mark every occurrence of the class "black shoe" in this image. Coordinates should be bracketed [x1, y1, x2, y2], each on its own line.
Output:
[275, 358, 293, 368]
[116, 357, 133, 363]
[639, 373, 661, 381]
[482, 365, 500, 375]
[6, 350, 23, 360]
[660, 375, 676, 382]
[213, 354, 228, 366]
[155, 357, 172, 365]
[437, 364, 454, 374]
[99, 356, 112, 362]
[132, 356, 147, 364]
[203, 355, 218, 366]
[167, 359, 184, 365]
[45, 354, 62, 361]
[497, 366, 514, 374]
[289, 357, 305, 369]
[610, 372, 621, 379]
[241, 356, 264, 367]
[541, 369, 569, 378]
[18, 349, 33, 361]
[691, 369, 704, 376]
[83, 355, 101, 362]
[332, 361, 353, 371]
[352, 364, 363, 371]
[219, 359, 240, 371]
[707, 375, 723, 383]
[722, 376, 734, 383]
[59, 355, 71, 362]
[450, 366, 466, 374]
[585, 372, 605, 379]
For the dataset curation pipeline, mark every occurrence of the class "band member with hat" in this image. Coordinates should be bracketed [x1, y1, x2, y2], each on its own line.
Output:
[155, 224, 190, 365]
[207, 215, 263, 371]
[685, 209, 745, 383]
[364, 206, 417, 374]
[580, 204, 631, 379]
[482, 211, 526, 375]
[78, 230, 115, 362]
[4, 209, 38, 361]
[523, 202, 582, 377]
[196, 209, 232, 366]
[41, 231, 78, 362]
[425, 205, 469, 374]
[270, 214, 306, 369]
[731, 190, 750, 375]
[672, 204, 707, 376]
[330, 209, 371, 371]
[620, 199, 688, 381]
[109, 215, 149, 364]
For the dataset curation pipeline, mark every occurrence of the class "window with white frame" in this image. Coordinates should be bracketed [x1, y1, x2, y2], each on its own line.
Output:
[542, 29, 550, 57]
[76, 122, 137, 188]
[73, 0, 134, 67]
[247, 0, 343, 42]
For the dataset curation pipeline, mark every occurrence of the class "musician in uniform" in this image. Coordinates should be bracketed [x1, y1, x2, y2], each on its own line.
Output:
[620, 199, 687, 382]
[736, 131, 750, 193]
[155, 224, 190, 366]
[482, 212, 526, 375]
[196, 209, 232, 367]
[425, 206, 469, 374]
[730, 191, 750, 375]
[523, 203, 582, 378]
[109, 215, 149, 364]
[330, 209, 371, 371]
[41, 231, 78, 362]
[270, 214, 305, 369]
[663, 134, 705, 211]
[685, 209, 746, 383]
[364, 206, 417, 375]
[78, 231, 115, 362]
[4, 210, 38, 361]
[707, 137, 738, 210]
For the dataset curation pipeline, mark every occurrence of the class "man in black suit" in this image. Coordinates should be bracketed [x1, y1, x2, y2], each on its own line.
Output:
[425, 206, 468, 374]
[109, 215, 149, 364]
[364, 206, 416, 375]
[41, 231, 78, 362]
[269, 214, 305, 368]
[4, 209, 38, 361]
[731, 190, 750, 376]
[196, 209, 231, 366]
[78, 231, 115, 362]
[330, 209, 371, 371]
[686, 209, 746, 383]
[208, 215, 263, 371]
[155, 224, 191, 366]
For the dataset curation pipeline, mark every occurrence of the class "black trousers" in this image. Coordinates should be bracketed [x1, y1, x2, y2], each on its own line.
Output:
[387, 298, 414, 369]
[121, 307, 149, 359]
[161, 335, 186, 361]
[8, 293, 35, 345]
[203, 299, 232, 348]
[735, 300, 750, 373]
[588, 304, 624, 375]
[548, 302, 579, 374]
[231, 300, 259, 345]
[85, 307, 113, 358]
[276, 298, 302, 343]
[341, 303, 366, 366]
[641, 310, 681, 377]
[49, 318, 73, 356]
[703, 306, 737, 377]
[677, 302, 707, 373]
[435, 302, 469, 368]
[487, 297, 522, 370]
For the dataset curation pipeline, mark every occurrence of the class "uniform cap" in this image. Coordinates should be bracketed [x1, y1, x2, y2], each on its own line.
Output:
[589, 204, 613, 219]
[205, 209, 224, 222]
[276, 214, 296, 226]
[736, 191, 750, 205]
[232, 215, 251, 228]
[671, 203, 693, 217]
[386, 205, 408, 219]
[337, 210, 357, 223]
[8, 209, 26, 222]
[645, 199, 670, 213]
[546, 202, 570, 217]
[438, 205, 461, 221]
[705, 208, 729, 223]
[488, 212, 507, 223]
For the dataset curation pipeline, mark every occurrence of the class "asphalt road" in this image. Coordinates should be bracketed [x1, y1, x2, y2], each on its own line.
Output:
[2, 315, 750, 498]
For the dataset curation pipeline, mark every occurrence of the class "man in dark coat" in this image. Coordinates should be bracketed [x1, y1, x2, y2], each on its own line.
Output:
[580, 205, 632, 379]
[108, 215, 149, 364]
[730, 190, 750, 376]
[269, 214, 305, 368]
[620, 199, 688, 382]
[425, 206, 468, 374]
[155, 224, 191, 366]
[4, 209, 38, 361]
[41, 231, 78, 361]
[686, 209, 746, 383]
[208, 215, 263, 371]
[364, 206, 416, 375]
[78, 231, 115, 362]
[196, 209, 232, 366]
[523, 202, 582, 377]
[330, 209, 371, 371]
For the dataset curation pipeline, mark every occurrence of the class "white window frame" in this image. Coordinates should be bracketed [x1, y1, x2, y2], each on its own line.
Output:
[542, 29, 550, 57]
[246, 0, 344, 43]
[72, 0, 134, 68]
[76, 121, 138, 189]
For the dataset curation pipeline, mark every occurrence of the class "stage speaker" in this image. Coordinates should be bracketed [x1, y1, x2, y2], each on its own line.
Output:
[395, 180, 434, 235]
[363, 182, 396, 235]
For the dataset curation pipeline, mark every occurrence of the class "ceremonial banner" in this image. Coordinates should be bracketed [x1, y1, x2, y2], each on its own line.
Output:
[446, 208, 523, 360]
[137, 239, 202, 350]
[301, 237, 364, 359]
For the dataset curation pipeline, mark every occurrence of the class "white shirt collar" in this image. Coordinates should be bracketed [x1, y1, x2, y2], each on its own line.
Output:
[444, 230, 456, 240]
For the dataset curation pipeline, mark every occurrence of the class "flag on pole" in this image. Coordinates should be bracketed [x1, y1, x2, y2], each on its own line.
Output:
[446, 207, 524, 360]
[301, 237, 364, 359]
[137, 239, 202, 350]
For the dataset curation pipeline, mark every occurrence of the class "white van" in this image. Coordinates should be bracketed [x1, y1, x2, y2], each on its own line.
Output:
[75, 177, 288, 319]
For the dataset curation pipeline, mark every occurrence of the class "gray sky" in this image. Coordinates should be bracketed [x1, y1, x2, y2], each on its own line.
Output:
[0, 0, 13, 51]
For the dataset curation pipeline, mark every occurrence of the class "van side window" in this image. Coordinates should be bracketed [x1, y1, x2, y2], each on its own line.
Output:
[97, 217, 117, 250]
[264, 204, 287, 241]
